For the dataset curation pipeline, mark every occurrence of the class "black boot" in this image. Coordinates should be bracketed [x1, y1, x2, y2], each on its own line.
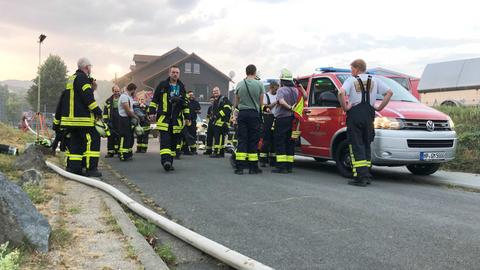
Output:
[348, 177, 367, 187]
[163, 161, 173, 172]
[86, 169, 102, 177]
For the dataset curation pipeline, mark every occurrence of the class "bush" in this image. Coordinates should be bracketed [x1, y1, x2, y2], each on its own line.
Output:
[436, 106, 480, 173]
[0, 242, 20, 270]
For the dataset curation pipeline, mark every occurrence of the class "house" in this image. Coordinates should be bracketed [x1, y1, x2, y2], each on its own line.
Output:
[117, 47, 231, 103]
[418, 58, 480, 106]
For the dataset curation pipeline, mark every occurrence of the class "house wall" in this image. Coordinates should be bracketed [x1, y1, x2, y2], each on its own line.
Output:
[150, 60, 229, 103]
[421, 88, 480, 106]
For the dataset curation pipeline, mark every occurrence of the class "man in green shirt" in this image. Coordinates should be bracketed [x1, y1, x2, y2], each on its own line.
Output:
[233, 64, 264, 175]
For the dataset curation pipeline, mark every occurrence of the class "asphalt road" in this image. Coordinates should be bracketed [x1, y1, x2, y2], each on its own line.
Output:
[104, 141, 480, 270]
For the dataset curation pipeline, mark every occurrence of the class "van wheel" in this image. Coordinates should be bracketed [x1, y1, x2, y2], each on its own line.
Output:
[314, 158, 327, 162]
[406, 164, 440, 175]
[334, 140, 353, 178]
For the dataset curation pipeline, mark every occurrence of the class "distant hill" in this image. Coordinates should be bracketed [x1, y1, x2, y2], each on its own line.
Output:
[0, 80, 33, 95]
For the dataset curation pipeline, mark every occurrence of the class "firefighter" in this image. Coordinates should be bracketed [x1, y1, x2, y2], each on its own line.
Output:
[338, 59, 393, 186]
[118, 83, 139, 161]
[232, 64, 264, 175]
[57, 58, 103, 177]
[210, 86, 232, 158]
[186, 91, 201, 154]
[203, 96, 215, 155]
[259, 81, 279, 167]
[135, 97, 150, 153]
[148, 65, 190, 171]
[271, 69, 306, 174]
[103, 85, 121, 157]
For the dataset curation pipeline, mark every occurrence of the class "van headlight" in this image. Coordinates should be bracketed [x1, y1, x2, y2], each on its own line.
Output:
[447, 116, 455, 130]
[374, 117, 402, 130]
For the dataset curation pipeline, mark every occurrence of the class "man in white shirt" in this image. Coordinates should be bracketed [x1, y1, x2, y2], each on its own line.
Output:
[259, 81, 279, 167]
[118, 83, 139, 161]
[338, 59, 393, 186]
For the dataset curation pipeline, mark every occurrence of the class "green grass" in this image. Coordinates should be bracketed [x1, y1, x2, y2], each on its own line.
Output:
[22, 183, 52, 204]
[67, 207, 81, 215]
[50, 227, 73, 248]
[125, 243, 137, 260]
[154, 244, 176, 267]
[132, 217, 156, 239]
[436, 106, 480, 173]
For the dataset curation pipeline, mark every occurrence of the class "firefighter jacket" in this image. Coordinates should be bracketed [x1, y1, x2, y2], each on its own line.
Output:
[148, 77, 190, 134]
[58, 70, 102, 128]
[103, 95, 120, 123]
[212, 95, 232, 127]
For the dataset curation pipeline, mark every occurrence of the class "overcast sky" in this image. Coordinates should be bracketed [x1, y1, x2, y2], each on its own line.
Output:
[1, 0, 479, 83]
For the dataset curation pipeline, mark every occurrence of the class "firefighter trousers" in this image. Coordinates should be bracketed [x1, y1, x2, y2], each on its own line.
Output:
[260, 114, 275, 164]
[118, 116, 134, 161]
[346, 103, 375, 178]
[107, 131, 119, 155]
[212, 125, 227, 155]
[274, 116, 294, 170]
[67, 127, 100, 173]
[159, 127, 179, 165]
[235, 109, 261, 169]
[205, 119, 214, 154]
[187, 122, 197, 153]
[136, 129, 150, 152]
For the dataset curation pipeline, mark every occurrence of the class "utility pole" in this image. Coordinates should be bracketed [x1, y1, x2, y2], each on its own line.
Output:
[37, 34, 47, 113]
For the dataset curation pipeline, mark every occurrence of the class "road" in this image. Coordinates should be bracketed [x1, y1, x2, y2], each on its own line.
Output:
[104, 140, 480, 270]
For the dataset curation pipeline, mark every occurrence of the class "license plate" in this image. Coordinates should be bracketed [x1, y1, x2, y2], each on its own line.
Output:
[420, 152, 446, 161]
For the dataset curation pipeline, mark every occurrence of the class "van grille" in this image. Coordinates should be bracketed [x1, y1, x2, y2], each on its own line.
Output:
[402, 119, 451, 131]
[407, 139, 454, 148]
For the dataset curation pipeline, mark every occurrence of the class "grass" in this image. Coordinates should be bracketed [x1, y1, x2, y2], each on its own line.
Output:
[102, 202, 122, 234]
[67, 206, 81, 215]
[22, 183, 52, 204]
[132, 217, 157, 239]
[0, 122, 36, 149]
[154, 244, 176, 267]
[125, 244, 138, 260]
[50, 227, 73, 248]
[436, 106, 480, 173]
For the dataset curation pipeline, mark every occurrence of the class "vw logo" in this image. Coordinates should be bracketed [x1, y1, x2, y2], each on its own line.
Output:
[426, 120, 435, 131]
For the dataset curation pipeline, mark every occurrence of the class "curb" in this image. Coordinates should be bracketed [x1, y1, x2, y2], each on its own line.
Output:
[103, 195, 170, 270]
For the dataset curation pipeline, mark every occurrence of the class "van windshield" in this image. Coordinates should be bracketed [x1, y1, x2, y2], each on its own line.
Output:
[336, 74, 418, 103]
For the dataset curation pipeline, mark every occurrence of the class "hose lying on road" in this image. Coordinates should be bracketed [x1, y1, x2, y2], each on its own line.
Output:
[46, 161, 274, 270]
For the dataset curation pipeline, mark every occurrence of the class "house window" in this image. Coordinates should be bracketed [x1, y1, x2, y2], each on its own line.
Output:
[193, 63, 200, 74]
[185, 62, 192, 73]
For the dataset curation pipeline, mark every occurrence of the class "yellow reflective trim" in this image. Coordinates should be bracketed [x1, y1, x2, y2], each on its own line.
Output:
[85, 133, 92, 169]
[53, 119, 60, 125]
[276, 155, 287, 162]
[286, 156, 294, 163]
[247, 153, 258, 161]
[259, 153, 268, 158]
[162, 93, 167, 112]
[236, 152, 247, 161]
[102, 115, 109, 119]
[82, 83, 92, 91]
[224, 104, 232, 109]
[88, 101, 98, 110]
[219, 111, 225, 117]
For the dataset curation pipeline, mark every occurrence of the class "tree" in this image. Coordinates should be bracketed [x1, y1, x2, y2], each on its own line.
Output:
[27, 55, 68, 113]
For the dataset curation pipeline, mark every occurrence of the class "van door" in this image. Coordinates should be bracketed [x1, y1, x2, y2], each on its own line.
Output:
[300, 77, 343, 158]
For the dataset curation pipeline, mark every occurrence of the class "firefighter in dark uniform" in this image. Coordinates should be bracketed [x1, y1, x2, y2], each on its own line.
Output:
[148, 65, 190, 171]
[103, 85, 121, 157]
[338, 59, 393, 186]
[259, 81, 279, 167]
[210, 86, 232, 158]
[203, 96, 215, 155]
[58, 58, 103, 177]
[186, 91, 201, 154]
[232, 64, 264, 175]
[135, 97, 150, 153]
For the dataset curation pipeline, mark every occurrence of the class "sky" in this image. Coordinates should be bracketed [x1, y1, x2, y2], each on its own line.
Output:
[0, 0, 479, 83]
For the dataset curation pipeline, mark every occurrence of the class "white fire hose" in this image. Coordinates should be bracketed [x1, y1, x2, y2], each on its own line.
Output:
[46, 161, 274, 270]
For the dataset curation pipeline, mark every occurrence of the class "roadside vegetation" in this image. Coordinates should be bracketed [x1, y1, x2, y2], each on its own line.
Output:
[436, 106, 480, 174]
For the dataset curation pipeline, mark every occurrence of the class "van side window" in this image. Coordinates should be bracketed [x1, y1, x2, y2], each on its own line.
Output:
[309, 78, 340, 107]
